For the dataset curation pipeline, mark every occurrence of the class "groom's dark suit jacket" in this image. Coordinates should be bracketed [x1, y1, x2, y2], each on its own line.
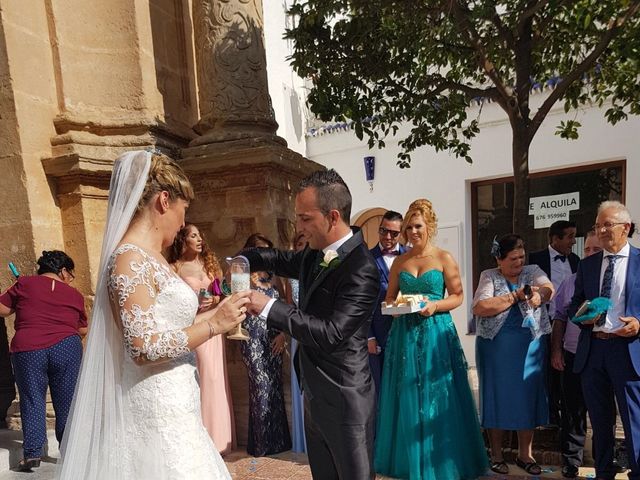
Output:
[243, 228, 380, 425]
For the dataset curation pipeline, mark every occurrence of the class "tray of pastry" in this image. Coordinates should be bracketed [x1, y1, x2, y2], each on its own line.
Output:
[381, 294, 426, 315]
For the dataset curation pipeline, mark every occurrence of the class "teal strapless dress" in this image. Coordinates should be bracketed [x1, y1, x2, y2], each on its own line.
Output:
[374, 270, 488, 480]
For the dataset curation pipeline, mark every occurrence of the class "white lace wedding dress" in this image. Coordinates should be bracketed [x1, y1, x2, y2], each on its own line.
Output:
[108, 243, 231, 479]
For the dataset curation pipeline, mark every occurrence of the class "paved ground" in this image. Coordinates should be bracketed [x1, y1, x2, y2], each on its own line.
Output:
[0, 450, 630, 479]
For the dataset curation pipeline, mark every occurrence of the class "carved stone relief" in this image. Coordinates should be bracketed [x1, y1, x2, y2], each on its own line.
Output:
[192, 0, 281, 143]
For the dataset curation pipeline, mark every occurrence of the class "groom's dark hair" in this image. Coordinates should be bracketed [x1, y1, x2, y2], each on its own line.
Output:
[298, 169, 352, 224]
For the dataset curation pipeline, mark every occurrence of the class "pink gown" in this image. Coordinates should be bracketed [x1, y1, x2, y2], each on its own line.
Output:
[182, 275, 237, 455]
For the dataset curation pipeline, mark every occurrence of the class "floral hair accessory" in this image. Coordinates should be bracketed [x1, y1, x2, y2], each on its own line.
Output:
[490, 236, 501, 258]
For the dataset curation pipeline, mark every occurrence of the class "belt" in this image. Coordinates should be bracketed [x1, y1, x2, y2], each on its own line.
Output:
[592, 331, 618, 340]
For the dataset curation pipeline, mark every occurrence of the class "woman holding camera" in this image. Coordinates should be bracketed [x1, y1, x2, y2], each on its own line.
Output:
[0, 251, 87, 471]
[473, 234, 554, 476]
[169, 223, 236, 455]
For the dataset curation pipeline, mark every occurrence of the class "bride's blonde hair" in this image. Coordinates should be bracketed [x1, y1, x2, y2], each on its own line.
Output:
[402, 198, 437, 244]
[136, 154, 194, 211]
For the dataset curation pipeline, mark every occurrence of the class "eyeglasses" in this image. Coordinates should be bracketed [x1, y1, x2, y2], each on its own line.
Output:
[379, 227, 401, 238]
[592, 222, 627, 231]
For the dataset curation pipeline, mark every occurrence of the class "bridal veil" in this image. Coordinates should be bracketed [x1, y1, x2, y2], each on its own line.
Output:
[55, 151, 151, 479]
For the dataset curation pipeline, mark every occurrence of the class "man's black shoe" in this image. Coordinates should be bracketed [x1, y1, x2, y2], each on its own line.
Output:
[561, 465, 579, 478]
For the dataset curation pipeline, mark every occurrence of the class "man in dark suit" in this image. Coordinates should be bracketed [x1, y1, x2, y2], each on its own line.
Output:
[529, 220, 580, 313]
[569, 201, 640, 480]
[244, 169, 380, 480]
[368, 210, 405, 396]
[550, 230, 602, 478]
[530, 220, 579, 427]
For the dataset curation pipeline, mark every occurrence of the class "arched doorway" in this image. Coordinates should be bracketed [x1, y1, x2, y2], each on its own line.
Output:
[353, 207, 387, 248]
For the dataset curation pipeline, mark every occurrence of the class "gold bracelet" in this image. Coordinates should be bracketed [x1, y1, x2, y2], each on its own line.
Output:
[434, 302, 439, 313]
[207, 321, 216, 339]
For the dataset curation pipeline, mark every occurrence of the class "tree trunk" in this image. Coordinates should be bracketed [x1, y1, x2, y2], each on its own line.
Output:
[512, 126, 531, 234]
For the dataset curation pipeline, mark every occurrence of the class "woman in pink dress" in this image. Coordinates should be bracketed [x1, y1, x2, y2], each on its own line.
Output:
[169, 224, 236, 454]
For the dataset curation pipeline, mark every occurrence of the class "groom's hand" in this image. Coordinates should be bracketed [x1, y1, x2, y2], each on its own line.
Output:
[247, 290, 271, 316]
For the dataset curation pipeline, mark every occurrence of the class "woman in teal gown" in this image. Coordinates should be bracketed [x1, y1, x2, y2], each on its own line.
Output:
[374, 199, 487, 480]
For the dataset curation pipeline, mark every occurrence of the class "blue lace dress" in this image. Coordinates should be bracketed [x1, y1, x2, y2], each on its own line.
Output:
[240, 281, 292, 456]
[374, 270, 488, 480]
[288, 278, 306, 453]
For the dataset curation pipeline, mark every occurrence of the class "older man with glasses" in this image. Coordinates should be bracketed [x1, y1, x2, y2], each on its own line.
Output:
[368, 211, 407, 403]
[569, 200, 640, 480]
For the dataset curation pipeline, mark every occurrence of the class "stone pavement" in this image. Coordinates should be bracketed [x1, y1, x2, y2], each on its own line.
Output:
[0, 447, 630, 480]
[224, 449, 626, 479]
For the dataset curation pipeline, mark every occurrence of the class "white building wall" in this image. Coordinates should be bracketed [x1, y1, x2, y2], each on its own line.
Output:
[263, 1, 307, 155]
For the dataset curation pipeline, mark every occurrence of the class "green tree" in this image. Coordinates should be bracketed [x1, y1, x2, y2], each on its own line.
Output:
[286, 0, 640, 231]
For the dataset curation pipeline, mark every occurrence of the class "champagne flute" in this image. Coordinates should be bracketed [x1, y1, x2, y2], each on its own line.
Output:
[226, 256, 250, 341]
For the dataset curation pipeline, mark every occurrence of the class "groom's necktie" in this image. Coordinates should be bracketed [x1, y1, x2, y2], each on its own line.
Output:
[310, 251, 324, 280]
[597, 254, 621, 326]
[300, 251, 324, 303]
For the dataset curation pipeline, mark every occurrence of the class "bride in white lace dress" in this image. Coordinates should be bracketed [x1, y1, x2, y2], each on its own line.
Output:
[56, 151, 250, 479]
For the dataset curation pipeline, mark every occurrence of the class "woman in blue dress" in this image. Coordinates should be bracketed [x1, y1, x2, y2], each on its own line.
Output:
[374, 199, 487, 480]
[285, 232, 307, 453]
[473, 234, 554, 476]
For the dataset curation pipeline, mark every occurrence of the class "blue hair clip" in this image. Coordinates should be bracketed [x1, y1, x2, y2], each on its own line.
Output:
[490, 236, 501, 258]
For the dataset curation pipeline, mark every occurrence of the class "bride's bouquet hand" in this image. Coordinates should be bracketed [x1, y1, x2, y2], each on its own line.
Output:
[208, 291, 251, 334]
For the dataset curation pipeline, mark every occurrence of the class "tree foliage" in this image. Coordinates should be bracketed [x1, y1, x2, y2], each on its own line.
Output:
[286, 0, 640, 230]
[287, 0, 640, 166]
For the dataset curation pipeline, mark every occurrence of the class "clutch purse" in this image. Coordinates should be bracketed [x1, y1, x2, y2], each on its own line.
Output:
[211, 278, 223, 296]
[571, 297, 611, 325]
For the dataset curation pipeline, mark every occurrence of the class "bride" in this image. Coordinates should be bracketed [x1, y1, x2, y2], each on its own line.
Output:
[56, 151, 250, 479]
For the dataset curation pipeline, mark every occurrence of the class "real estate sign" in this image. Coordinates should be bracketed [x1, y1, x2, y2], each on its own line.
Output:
[529, 192, 580, 229]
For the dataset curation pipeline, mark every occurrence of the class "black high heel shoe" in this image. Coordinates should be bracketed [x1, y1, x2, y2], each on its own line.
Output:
[17, 458, 41, 472]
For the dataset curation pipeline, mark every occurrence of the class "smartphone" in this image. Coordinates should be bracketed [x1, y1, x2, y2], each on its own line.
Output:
[523, 284, 532, 300]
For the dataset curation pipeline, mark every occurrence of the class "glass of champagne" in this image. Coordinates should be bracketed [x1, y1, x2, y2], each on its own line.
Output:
[226, 255, 250, 341]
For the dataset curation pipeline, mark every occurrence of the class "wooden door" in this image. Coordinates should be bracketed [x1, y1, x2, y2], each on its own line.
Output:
[353, 208, 387, 248]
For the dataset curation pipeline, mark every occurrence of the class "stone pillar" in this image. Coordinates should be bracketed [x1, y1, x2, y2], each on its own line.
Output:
[41, 0, 200, 295]
[0, 0, 66, 426]
[185, 0, 322, 446]
[191, 0, 284, 145]
[1, 0, 201, 430]
[186, 0, 321, 248]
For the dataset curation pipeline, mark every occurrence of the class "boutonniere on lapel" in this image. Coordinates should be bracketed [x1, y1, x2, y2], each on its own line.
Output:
[319, 250, 340, 270]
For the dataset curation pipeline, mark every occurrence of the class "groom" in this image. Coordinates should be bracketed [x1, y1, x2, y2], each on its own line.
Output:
[244, 169, 380, 479]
